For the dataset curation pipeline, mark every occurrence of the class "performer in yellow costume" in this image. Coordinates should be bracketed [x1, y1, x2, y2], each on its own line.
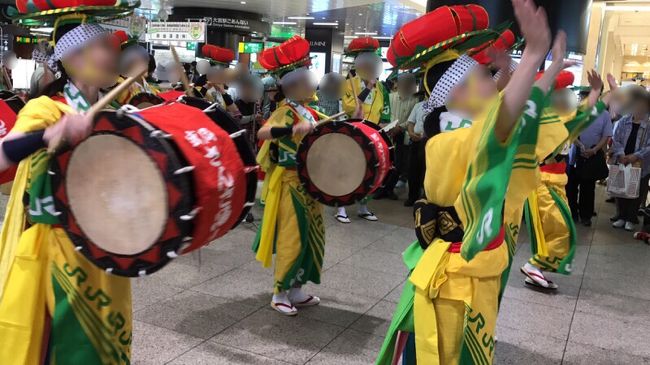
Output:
[253, 36, 325, 316]
[520, 70, 605, 290]
[339, 36, 391, 221]
[113, 29, 160, 105]
[376, 1, 579, 364]
[201, 44, 241, 114]
[0, 2, 137, 363]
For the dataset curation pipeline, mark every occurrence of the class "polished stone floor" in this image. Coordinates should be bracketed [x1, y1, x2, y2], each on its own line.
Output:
[2, 184, 648, 364]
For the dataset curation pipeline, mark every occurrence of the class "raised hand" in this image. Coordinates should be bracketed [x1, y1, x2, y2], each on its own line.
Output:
[536, 31, 568, 92]
[607, 73, 619, 91]
[513, 0, 551, 58]
[586, 69, 604, 108]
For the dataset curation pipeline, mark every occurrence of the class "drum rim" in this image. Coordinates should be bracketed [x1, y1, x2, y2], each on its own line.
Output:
[128, 92, 165, 108]
[296, 119, 391, 207]
[50, 110, 195, 277]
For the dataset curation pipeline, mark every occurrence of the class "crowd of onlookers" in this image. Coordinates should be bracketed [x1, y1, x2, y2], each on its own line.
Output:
[568, 82, 650, 237]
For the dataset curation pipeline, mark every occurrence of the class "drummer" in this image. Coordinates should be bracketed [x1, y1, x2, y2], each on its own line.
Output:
[341, 36, 390, 222]
[253, 36, 325, 316]
[113, 30, 159, 104]
[202, 44, 240, 115]
[0, 5, 133, 363]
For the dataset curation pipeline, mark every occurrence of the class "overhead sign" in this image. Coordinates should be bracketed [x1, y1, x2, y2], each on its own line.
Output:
[146, 22, 206, 46]
[238, 42, 263, 54]
[171, 8, 270, 35]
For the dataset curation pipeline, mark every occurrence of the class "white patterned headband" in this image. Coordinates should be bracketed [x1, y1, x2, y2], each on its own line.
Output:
[49, 23, 108, 73]
[425, 54, 479, 112]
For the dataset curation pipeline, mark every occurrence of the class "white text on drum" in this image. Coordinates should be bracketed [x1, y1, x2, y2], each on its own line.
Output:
[183, 128, 236, 241]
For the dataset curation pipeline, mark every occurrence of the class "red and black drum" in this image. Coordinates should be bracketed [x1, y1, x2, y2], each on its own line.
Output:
[158, 90, 186, 102]
[0, 91, 24, 185]
[296, 119, 394, 206]
[49, 101, 258, 277]
[127, 92, 164, 108]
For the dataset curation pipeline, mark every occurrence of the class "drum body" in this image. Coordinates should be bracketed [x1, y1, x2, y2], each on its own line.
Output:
[297, 119, 393, 206]
[128, 92, 164, 108]
[50, 102, 257, 276]
[0, 91, 24, 185]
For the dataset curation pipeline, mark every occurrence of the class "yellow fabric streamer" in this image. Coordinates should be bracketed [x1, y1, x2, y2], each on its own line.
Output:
[255, 166, 286, 267]
[409, 239, 451, 365]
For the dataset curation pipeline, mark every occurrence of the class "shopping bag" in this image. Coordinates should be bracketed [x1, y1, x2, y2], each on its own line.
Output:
[607, 163, 642, 199]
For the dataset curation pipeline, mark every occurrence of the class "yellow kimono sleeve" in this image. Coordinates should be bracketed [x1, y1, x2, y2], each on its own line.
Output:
[12, 96, 73, 133]
[342, 75, 361, 118]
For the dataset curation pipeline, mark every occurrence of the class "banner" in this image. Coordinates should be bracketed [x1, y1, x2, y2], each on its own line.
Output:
[146, 22, 206, 45]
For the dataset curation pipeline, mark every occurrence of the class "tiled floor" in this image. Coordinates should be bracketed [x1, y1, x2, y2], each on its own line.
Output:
[2, 184, 649, 364]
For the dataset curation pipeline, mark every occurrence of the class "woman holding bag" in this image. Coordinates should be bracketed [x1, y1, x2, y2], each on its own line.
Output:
[611, 88, 650, 231]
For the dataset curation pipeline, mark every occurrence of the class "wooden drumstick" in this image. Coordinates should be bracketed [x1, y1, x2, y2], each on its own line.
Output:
[47, 67, 148, 153]
[317, 111, 346, 125]
[170, 46, 191, 95]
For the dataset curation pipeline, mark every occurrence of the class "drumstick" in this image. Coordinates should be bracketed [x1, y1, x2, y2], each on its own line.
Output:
[348, 75, 359, 108]
[170, 46, 191, 95]
[317, 111, 346, 125]
[2, 67, 12, 91]
[47, 67, 148, 153]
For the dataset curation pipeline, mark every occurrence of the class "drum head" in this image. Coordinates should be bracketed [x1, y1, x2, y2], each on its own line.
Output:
[66, 134, 168, 255]
[306, 133, 366, 196]
[297, 120, 394, 206]
[51, 110, 194, 277]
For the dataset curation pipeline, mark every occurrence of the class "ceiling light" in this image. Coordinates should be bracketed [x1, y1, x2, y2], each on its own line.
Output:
[313, 22, 339, 26]
[606, 5, 650, 12]
[240, 1, 246, 3]
[30, 27, 54, 33]
[344, 35, 392, 40]
[288, 16, 315, 20]
[355, 31, 377, 35]
[358, 13, 363, 16]
[273, 21, 297, 25]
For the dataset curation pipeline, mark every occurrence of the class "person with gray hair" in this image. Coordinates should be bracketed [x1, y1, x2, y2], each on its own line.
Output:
[316, 72, 344, 117]
[377, 72, 419, 202]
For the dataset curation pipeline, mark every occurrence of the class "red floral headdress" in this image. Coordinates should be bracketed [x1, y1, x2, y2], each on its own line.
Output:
[258, 35, 311, 77]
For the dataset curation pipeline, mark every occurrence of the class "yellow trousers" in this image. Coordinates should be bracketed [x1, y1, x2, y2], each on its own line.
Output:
[528, 171, 571, 272]
[412, 241, 508, 365]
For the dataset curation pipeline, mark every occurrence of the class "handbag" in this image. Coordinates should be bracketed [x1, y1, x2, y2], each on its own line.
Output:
[576, 149, 609, 181]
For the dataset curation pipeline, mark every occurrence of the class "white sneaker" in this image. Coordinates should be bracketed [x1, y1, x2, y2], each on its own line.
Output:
[612, 219, 626, 229]
[625, 221, 637, 232]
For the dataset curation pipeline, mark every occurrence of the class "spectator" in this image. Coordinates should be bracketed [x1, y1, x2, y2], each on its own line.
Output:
[235, 74, 264, 146]
[376, 73, 418, 200]
[610, 88, 650, 231]
[404, 95, 428, 206]
[261, 76, 278, 119]
[316, 72, 344, 117]
[567, 109, 612, 226]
